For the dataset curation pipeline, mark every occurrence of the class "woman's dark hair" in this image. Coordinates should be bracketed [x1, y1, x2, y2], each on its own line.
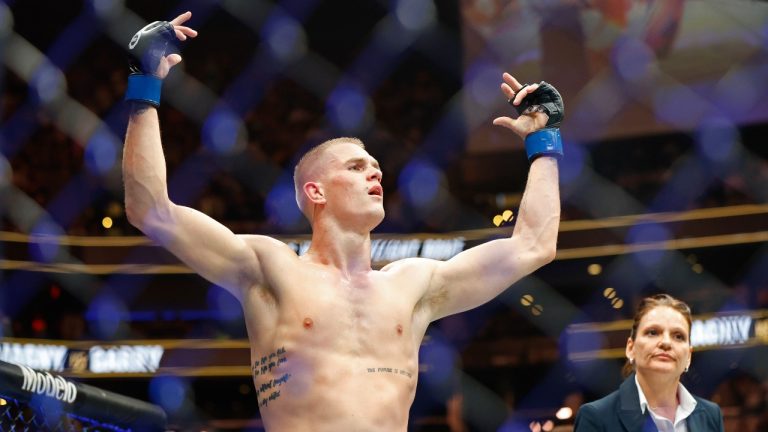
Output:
[622, 293, 693, 377]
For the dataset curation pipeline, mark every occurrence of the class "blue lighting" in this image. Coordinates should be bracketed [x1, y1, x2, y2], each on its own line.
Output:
[202, 108, 241, 154]
[30, 63, 65, 104]
[206, 285, 242, 322]
[86, 293, 128, 339]
[262, 12, 306, 62]
[84, 128, 118, 175]
[265, 180, 303, 228]
[31, 393, 64, 427]
[626, 222, 671, 269]
[28, 219, 63, 263]
[326, 83, 371, 133]
[466, 60, 502, 108]
[611, 37, 653, 83]
[149, 375, 188, 414]
[420, 337, 456, 387]
[398, 159, 441, 207]
[559, 140, 586, 186]
[652, 85, 705, 129]
[696, 116, 738, 164]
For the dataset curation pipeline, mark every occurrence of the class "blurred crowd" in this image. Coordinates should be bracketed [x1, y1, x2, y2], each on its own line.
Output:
[3, 37, 767, 238]
[2, 34, 459, 236]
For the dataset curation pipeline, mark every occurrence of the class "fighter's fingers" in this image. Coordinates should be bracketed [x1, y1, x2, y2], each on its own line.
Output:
[502, 72, 523, 91]
[513, 83, 539, 106]
[492, 116, 515, 129]
[174, 26, 198, 40]
[500, 83, 515, 101]
[166, 53, 182, 68]
[169, 11, 192, 26]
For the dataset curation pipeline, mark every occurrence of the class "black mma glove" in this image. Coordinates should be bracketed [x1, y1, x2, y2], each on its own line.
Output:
[509, 81, 565, 161]
[124, 21, 178, 107]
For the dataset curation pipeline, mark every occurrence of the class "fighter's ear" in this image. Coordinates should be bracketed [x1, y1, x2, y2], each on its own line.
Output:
[304, 182, 325, 205]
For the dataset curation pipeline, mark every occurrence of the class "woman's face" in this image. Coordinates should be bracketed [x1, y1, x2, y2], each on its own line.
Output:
[626, 306, 692, 378]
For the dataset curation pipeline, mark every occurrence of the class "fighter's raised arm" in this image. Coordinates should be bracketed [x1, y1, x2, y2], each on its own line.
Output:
[122, 12, 270, 298]
[419, 72, 563, 321]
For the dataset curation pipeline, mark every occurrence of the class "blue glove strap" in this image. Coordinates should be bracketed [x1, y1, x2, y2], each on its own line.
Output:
[125, 74, 161, 107]
[525, 128, 563, 161]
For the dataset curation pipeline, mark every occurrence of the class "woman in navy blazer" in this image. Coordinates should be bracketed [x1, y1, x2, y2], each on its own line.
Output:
[574, 294, 725, 431]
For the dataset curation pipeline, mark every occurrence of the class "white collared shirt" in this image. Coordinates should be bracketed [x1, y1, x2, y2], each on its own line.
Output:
[635, 375, 697, 432]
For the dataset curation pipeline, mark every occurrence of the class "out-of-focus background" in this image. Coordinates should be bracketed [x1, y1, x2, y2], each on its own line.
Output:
[1, 0, 767, 430]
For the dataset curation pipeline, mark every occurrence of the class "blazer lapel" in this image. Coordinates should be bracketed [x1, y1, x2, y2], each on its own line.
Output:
[685, 406, 707, 431]
[618, 374, 655, 432]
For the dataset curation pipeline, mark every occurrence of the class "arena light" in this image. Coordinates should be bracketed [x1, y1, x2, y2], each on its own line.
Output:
[531, 304, 543, 316]
[587, 263, 602, 275]
[521, 294, 533, 307]
[603, 287, 624, 310]
[555, 406, 573, 420]
[520, 294, 545, 316]
[492, 209, 514, 227]
[101, 217, 113, 229]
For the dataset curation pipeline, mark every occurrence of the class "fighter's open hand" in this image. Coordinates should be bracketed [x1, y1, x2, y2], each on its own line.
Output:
[156, 11, 198, 78]
[492, 73, 549, 138]
[127, 11, 198, 79]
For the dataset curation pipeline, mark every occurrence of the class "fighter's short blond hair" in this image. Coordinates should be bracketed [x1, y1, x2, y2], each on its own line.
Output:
[293, 137, 365, 220]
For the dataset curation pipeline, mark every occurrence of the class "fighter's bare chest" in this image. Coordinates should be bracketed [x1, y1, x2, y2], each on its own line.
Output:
[275, 280, 415, 345]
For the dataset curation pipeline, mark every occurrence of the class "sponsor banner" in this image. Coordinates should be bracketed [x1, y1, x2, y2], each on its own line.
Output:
[0, 342, 164, 375]
[286, 237, 467, 264]
[0, 343, 68, 371]
[691, 315, 753, 348]
[18, 364, 77, 403]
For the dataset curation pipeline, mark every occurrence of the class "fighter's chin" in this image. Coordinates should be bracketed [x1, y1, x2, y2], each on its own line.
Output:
[359, 205, 383, 225]
[369, 208, 385, 227]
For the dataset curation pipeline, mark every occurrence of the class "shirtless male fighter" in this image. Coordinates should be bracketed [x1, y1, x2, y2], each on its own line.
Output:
[123, 11, 564, 431]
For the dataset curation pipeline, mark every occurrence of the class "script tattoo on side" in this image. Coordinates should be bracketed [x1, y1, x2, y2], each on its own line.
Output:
[366, 367, 413, 379]
[251, 347, 291, 408]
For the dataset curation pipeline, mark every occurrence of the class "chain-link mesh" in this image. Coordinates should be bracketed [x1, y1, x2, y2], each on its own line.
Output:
[0, 395, 128, 432]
